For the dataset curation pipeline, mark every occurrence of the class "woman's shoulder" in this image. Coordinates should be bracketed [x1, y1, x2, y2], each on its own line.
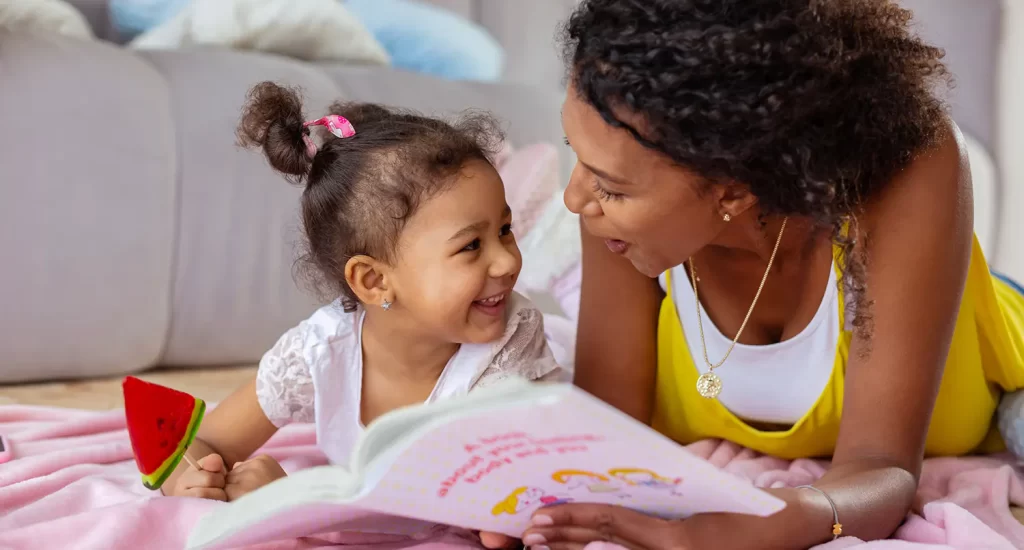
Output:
[864, 117, 967, 227]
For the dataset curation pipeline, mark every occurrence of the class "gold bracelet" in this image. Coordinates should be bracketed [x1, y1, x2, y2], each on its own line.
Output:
[795, 485, 843, 540]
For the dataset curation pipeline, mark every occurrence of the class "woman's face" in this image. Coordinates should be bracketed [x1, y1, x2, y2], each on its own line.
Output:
[561, 85, 728, 277]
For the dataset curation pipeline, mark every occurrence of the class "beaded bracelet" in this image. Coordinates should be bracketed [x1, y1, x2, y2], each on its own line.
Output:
[795, 485, 843, 540]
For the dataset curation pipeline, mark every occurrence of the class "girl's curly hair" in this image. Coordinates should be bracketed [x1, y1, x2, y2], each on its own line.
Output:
[561, 0, 950, 335]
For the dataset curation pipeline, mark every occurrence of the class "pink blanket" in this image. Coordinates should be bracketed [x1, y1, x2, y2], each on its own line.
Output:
[1, 406, 1022, 550]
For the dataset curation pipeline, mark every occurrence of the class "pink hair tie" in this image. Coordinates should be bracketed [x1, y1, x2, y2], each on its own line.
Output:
[301, 115, 356, 160]
[304, 115, 356, 138]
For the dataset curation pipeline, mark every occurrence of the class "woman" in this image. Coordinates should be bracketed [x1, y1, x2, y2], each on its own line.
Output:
[482, 0, 1024, 548]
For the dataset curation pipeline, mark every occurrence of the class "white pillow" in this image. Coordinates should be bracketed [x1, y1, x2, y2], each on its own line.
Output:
[0, 0, 93, 40]
[129, 0, 390, 65]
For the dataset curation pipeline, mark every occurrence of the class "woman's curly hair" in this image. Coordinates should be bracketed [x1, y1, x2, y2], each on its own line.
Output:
[561, 0, 950, 334]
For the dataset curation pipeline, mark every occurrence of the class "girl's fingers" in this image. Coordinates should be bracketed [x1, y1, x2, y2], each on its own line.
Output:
[185, 487, 228, 501]
[182, 469, 226, 489]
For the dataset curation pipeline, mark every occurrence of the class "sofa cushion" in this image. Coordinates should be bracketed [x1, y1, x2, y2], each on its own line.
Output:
[136, 50, 344, 367]
[0, 32, 175, 382]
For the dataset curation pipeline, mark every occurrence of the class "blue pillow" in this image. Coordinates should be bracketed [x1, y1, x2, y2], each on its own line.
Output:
[344, 0, 504, 82]
[109, 0, 190, 40]
[109, 0, 505, 82]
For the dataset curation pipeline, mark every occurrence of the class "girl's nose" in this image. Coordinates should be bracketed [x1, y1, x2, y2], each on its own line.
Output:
[489, 244, 521, 280]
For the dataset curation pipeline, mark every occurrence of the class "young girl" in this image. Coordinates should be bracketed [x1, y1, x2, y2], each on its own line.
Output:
[163, 82, 568, 501]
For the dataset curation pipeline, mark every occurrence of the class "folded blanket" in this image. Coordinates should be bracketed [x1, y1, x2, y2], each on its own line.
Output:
[1, 405, 1022, 549]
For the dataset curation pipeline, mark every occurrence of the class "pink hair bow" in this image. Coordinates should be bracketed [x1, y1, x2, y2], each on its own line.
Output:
[302, 114, 356, 159]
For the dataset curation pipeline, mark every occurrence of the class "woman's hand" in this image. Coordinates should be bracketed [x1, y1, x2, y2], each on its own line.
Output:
[519, 504, 694, 550]
[224, 454, 287, 501]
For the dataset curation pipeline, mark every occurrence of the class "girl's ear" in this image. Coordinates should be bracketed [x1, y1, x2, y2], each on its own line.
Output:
[345, 255, 392, 309]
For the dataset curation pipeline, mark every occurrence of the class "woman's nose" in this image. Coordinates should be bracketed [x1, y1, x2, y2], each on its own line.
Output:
[564, 164, 601, 217]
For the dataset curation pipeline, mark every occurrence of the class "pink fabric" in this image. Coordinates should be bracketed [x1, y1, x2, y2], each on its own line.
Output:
[0, 406, 479, 550]
[1, 406, 1022, 549]
[592, 440, 1024, 550]
[495, 142, 560, 239]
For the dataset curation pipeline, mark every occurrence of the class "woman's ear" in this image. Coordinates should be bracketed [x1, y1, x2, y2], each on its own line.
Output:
[344, 255, 392, 309]
[716, 181, 758, 221]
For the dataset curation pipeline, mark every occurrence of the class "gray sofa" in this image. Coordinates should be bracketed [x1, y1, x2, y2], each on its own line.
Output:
[1, 0, 1021, 384]
[0, 0, 574, 383]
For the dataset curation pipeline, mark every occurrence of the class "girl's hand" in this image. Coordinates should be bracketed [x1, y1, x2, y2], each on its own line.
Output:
[224, 454, 287, 501]
[520, 503, 694, 550]
[169, 453, 228, 500]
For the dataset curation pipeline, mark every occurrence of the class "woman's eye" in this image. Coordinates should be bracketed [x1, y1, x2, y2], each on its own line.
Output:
[461, 238, 481, 252]
[500, 223, 513, 237]
[592, 180, 624, 201]
[563, 137, 571, 146]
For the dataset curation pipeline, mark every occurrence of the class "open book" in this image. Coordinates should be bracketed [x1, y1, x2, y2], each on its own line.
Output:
[187, 379, 785, 550]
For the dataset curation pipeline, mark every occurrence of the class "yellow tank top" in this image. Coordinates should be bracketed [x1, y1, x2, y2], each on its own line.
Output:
[652, 236, 1024, 459]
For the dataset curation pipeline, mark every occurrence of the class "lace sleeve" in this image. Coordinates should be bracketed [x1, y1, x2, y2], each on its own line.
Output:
[255, 324, 316, 427]
[474, 296, 570, 389]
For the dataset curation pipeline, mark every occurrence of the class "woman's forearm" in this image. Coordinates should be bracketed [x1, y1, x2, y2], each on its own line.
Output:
[688, 460, 917, 548]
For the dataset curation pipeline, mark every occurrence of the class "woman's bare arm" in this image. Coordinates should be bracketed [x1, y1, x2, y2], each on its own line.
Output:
[573, 218, 664, 422]
[809, 122, 974, 537]
[690, 121, 974, 546]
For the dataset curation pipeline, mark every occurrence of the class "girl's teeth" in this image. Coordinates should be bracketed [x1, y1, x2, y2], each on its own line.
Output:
[479, 295, 504, 305]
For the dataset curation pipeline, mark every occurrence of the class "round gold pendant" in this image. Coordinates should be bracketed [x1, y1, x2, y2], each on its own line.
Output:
[696, 372, 722, 399]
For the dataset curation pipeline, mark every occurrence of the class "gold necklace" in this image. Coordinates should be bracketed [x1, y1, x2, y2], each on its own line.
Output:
[690, 217, 788, 399]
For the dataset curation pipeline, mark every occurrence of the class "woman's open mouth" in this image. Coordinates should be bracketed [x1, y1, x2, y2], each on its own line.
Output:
[605, 239, 630, 255]
[472, 292, 508, 317]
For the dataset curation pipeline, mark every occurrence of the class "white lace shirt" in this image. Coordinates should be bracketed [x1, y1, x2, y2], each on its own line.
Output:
[255, 291, 568, 464]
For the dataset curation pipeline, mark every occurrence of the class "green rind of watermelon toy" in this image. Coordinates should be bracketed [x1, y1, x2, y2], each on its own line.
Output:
[122, 376, 206, 490]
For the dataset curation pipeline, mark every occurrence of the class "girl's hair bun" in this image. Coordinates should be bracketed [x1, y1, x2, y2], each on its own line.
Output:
[237, 82, 312, 180]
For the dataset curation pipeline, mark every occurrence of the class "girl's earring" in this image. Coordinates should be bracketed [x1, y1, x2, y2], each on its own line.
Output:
[381, 298, 392, 311]
[722, 213, 732, 222]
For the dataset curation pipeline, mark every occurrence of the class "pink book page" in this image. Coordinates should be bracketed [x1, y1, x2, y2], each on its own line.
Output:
[356, 390, 785, 537]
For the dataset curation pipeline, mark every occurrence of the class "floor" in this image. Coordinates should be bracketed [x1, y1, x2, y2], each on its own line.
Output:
[0, 365, 256, 410]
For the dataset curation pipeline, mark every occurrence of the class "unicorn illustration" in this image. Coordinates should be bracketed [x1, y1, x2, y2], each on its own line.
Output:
[608, 468, 683, 496]
[551, 469, 627, 496]
[491, 486, 573, 516]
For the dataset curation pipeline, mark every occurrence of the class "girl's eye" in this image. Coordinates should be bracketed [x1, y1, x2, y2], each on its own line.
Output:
[563, 137, 571, 146]
[592, 180, 624, 201]
[461, 238, 481, 252]
[499, 223, 513, 237]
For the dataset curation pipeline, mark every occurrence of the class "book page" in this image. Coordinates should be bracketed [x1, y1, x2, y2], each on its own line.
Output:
[356, 386, 785, 537]
[186, 466, 433, 550]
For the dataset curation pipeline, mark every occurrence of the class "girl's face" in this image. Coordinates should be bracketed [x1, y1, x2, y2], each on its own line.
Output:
[388, 159, 522, 344]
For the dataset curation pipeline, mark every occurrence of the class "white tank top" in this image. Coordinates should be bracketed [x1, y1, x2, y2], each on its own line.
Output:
[659, 263, 840, 425]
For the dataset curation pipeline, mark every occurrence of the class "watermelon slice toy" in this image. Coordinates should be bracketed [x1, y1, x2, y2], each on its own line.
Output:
[122, 376, 206, 490]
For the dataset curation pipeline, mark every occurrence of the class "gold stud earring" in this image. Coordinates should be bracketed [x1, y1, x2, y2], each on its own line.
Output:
[723, 213, 732, 222]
